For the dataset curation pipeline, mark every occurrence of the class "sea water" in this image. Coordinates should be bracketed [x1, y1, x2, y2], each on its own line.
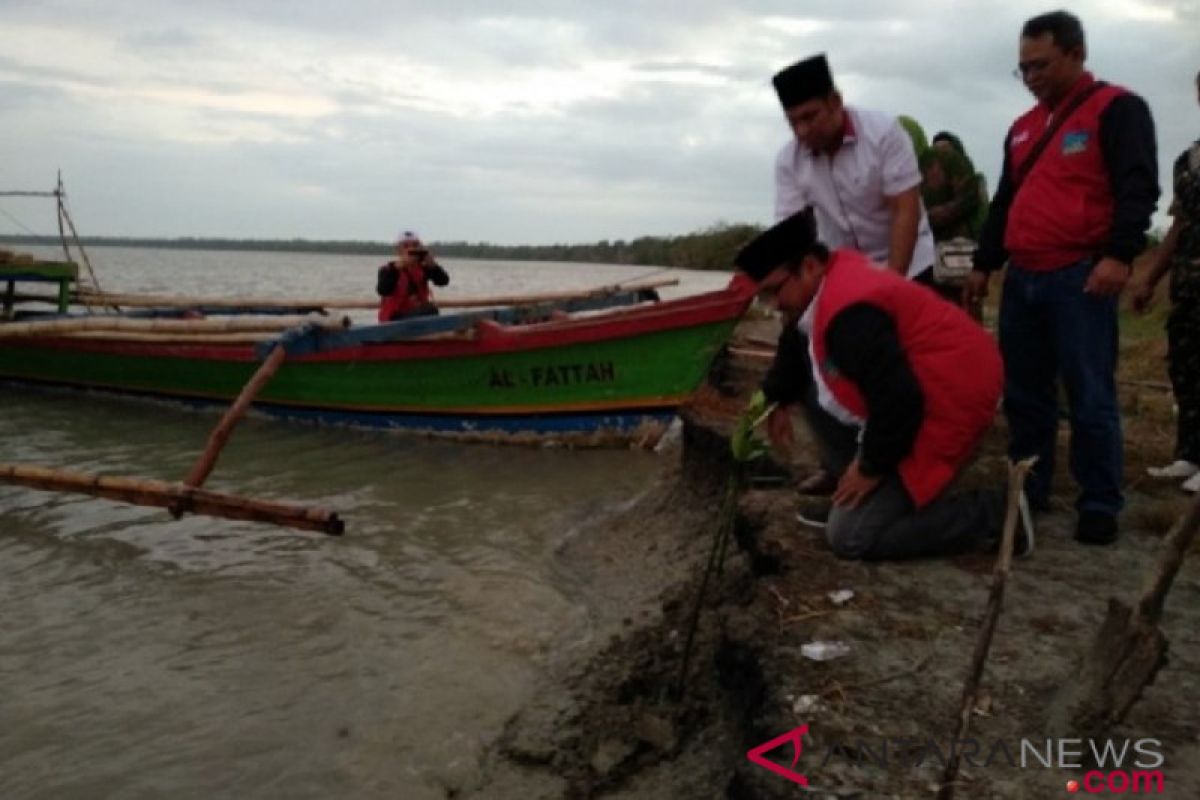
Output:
[0, 246, 729, 798]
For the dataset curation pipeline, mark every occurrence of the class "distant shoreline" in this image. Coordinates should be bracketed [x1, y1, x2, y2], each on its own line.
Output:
[0, 234, 394, 258]
[0, 224, 759, 271]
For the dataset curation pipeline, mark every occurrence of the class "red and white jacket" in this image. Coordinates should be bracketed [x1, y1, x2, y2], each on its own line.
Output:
[810, 250, 1003, 507]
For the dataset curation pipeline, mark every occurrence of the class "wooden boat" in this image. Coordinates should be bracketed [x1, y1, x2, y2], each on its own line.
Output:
[0, 182, 756, 531]
[0, 277, 753, 445]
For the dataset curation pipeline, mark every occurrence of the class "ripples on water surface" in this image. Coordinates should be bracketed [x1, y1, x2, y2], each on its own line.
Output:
[0, 247, 726, 798]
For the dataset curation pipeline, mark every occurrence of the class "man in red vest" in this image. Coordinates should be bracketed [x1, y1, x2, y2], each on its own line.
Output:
[741, 209, 1032, 560]
[963, 11, 1159, 545]
[376, 230, 450, 322]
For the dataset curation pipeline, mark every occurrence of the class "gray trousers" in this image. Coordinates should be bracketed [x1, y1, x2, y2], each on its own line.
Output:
[825, 475, 1000, 560]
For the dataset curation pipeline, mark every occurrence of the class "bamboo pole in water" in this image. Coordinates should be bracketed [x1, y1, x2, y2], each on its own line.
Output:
[439, 279, 678, 308]
[71, 278, 680, 312]
[40, 331, 286, 344]
[0, 462, 343, 535]
[179, 345, 288, 495]
[72, 291, 369, 310]
[0, 314, 350, 337]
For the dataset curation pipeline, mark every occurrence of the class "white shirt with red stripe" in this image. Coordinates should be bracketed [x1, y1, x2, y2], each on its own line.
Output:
[774, 105, 935, 280]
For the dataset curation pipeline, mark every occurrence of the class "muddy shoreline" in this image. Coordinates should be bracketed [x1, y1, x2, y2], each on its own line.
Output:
[460, 322, 1200, 799]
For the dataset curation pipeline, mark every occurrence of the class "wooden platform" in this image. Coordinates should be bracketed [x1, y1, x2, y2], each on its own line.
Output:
[1, 258, 77, 315]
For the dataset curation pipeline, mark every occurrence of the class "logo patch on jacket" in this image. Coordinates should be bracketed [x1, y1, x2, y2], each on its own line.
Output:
[1061, 130, 1089, 155]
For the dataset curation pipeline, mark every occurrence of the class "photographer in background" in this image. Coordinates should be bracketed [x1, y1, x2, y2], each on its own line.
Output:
[376, 230, 450, 322]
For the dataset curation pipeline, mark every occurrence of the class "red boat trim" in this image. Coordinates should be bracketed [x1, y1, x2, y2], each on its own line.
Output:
[12, 287, 750, 363]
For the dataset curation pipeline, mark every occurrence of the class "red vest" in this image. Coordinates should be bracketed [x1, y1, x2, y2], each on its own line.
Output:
[378, 263, 434, 322]
[810, 250, 1003, 507]
[1003, 73, 1127, 270]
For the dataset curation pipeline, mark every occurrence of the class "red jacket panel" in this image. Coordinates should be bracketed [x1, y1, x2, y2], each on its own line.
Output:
[810, 250, 1003, 507]
[378, 263, 434, 322]
[1003, 73, 1127, 269]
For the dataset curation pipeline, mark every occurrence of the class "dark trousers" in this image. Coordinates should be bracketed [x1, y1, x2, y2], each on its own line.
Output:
[998, 260, 1123, 515]
[1167, 301, 1200, 464]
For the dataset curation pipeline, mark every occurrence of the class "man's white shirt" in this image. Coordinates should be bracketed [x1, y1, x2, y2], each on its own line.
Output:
[774, 105, 935, 279]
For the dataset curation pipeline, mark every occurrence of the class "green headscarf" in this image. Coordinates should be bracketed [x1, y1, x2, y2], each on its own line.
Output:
[898, 115, 929, 161]
[932, 130, 989, 237]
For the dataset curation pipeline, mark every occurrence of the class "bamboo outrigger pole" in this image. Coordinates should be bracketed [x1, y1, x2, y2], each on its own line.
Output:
[0, 463, 343, 534]
[0, 314, 350, 337]
[0, 179, 343, 535]
[0, 335, 343, 534]
[178, 344, 288, 495]
[71, 277, 680, 312]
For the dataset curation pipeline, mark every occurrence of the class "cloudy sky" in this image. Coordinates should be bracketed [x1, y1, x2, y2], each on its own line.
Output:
[0, 0, 1196, 244]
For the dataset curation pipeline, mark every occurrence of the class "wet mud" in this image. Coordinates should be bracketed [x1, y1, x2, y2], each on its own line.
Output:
[460, 320, 1200, 799]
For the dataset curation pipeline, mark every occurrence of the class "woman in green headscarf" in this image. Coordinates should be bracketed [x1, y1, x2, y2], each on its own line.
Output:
[896, 119, 987, 242]
[926, 131, 989, 241]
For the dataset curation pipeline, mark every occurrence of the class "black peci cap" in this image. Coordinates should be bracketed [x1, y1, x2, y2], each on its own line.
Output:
[735, 208, 819, 282]
[772, 53, 835, 109]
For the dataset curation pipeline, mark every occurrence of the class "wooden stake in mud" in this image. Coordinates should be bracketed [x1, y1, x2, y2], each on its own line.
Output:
[0, 463, 343, 535]
[938, 457, 1036, 800]
[1048, 491, 1200, 738]
[176, 344, 288, 500]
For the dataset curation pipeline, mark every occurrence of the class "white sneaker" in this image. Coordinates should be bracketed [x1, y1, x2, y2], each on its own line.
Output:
[1183, 472, 1200, 494]
[1015, 491, 1036, 558]
[989, 490, 1036, 557]
[795, 500, 832, 529]
[1147, 460, 1199, 479]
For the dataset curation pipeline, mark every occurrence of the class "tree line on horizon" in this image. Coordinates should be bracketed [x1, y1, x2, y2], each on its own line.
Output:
[0, 222, 763, 271]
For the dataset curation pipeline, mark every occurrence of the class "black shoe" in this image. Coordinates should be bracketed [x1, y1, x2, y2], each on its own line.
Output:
[795, 499, 832, 529]
[795, 470, 838, 496]
[1075, 510, 1118, 546]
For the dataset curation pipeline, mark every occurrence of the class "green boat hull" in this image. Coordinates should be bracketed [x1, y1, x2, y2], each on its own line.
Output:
[0, 289, 749, 442]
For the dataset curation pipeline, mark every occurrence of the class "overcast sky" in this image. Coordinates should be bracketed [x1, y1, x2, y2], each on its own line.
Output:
[0, 1, 1196, 244]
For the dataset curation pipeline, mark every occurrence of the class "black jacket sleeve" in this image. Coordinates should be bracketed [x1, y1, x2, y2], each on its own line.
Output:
[1099, 93, 1159, 265]
[825, 303, 924, 476]
[424, 261, 450, 287]
[376, 263, 398, 296]
[973, 131, 1015, 272]
[761, 322, 812, 406]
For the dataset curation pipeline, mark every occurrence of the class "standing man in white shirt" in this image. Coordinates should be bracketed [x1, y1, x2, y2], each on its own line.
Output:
[765, 53, 938, 496]
[773, 53, 936, 281]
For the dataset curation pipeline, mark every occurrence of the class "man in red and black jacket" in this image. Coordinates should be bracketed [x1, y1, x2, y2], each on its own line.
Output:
[747, 209, 1032, 561]
[377, 231, 450, 322]
[964, 10, 1159, 546]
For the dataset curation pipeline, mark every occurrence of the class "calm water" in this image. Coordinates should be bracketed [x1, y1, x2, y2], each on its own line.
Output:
[0, 247, 729, 799]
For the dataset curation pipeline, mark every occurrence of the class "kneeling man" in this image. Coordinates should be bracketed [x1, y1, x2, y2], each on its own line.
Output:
[740, 209, 1029, 560]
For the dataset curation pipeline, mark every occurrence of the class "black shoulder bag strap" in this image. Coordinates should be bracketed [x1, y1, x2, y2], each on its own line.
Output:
[1012, 81, 1107, 189]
